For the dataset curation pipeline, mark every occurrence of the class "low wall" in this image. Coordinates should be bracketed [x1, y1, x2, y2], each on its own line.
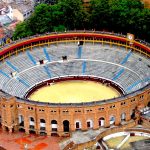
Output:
[125, 128, 150, 134]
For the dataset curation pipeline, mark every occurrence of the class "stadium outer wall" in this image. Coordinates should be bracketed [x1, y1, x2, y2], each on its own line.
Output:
[0, 31, 150, 136]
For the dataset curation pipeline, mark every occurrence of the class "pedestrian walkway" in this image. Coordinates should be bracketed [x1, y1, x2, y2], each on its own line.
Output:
[0, 128, 62, 150]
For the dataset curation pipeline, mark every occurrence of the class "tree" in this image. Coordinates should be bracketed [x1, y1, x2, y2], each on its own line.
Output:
[136, 8, 150, 40]
[90, 0, 110, 30]
[108, 0, 144, 32]
[53, 25, 66, 32]
[13, 0, 150, 43]
[13, 21, 33, 40]
[13, 3, 65, 39]
[58, 0, 88, 29]
[28, 4, 52, 34]
[50, 4, 64, 28]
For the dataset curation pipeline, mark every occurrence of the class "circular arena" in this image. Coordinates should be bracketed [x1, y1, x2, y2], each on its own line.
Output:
[0, 31, 149, 136]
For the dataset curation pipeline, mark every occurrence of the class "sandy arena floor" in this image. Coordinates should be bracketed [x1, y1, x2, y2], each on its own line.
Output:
[29, 80, 120, 103]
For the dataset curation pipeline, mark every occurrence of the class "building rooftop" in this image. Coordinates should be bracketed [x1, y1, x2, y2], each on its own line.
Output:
[10, 2, 33, 14]
[0, 15, 12, 25]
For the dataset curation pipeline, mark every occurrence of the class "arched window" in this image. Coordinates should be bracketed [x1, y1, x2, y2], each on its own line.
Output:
[63, 120, 69, 132]
[30, 117, 34, 122]
[75, 121, 81, 129]
[110, 116, 115, 125]
[51, 120, 57, 124]
[121, 113, 126, 121]
[131, 110, 135, 119]
[18, 115, 24, 126]
[40, 119, 45, 123]
[29, 117, 35, 128]
[51, 120, 57, 132]
[99, 117, 105, 127]
[86, 119, 93, 128]
[40, 119, 46, 130]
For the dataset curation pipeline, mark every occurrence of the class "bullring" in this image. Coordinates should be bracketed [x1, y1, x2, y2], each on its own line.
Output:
[0, 31, 149, 137]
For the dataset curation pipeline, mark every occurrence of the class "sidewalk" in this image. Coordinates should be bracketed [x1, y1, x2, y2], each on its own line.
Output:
[0, 129, 63, 150]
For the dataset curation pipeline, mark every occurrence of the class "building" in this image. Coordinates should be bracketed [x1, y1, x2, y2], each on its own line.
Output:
[11, 3, 34, 21]
[0, 31, 149, 137]
[0, 3, 13, 25]
[0, 0, 34, 22]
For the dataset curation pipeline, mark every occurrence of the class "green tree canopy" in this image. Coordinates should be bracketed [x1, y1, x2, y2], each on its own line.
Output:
[90, 0, 110, 30]
[136, 8, 150, 40]
[13, 21, 33, 40]
[13, 0, 150, 42]
[28, 4, 53, 34]
[58, 0, 88, 29]
[108, 0, 144, 32]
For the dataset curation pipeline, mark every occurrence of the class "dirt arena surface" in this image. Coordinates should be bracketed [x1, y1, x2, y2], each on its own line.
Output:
[29, 80, 120, 103]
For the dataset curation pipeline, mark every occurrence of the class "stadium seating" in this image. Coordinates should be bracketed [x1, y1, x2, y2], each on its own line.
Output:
[0, 42, 149, 98]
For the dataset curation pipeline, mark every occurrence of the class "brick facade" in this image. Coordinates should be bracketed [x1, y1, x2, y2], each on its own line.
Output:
[0, 87, 149, 136]
[0, 32, 149, 136]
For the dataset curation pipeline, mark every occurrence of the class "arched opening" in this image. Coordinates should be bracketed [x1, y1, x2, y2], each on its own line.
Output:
[51, 120, 58, 132]
[131, 110, 135, 119]
[18, 115, 25, 132]
[75, 121, 81, 130]
[18, 115, 24, 127]
[4, 127, 14, 133]
[87, 119, 93, 128]
[51, 120, 57, 124]
[121, 113, 126, 121]
[148, 102, 150, 107]
[30, 117, 34, 121]
[19, 128, 25, 132]
[29, 130, 36, 134]
[12, 128, 14, 133]
[63, 120, 69, 132]
[40, 132, 47, 136]
[29, 117, 35, 130]
[110, 116, 115, 125]
[40, 119, 46, 131]
[99, 117, 105, 127]
[40, 119, 45, 123]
